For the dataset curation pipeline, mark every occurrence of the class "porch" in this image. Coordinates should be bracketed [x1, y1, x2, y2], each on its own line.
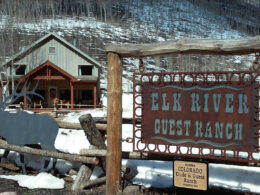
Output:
[23, 80, 98, 109]
[11, 61, 99, 109]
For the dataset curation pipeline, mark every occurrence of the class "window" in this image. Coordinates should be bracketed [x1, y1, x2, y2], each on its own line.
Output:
[79, 90, 93, 101]
[34, 90, 45, 101]
[15, 65, 26, 75]
[79, 65, 92, 76]
[60, 90, 70, 100]
[49, 47, 56, 54]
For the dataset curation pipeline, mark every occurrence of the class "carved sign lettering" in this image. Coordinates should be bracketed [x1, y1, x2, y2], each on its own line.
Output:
[142, 82, 257, 152]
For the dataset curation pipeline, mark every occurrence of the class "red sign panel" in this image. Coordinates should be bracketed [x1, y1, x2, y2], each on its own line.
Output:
[142, 82, 257, 152]
[133, 71, 260, 163]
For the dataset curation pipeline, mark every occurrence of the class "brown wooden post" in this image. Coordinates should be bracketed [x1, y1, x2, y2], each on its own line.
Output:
[70, 81, 74, 109]
[76, 86, 79, 107]
[94, 84, 97, 108]
[23, 83, 27, 108]
[106, 52, 122, 195]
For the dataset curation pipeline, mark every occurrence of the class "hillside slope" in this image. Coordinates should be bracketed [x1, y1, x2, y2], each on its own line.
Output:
[0, 0, 259, 76]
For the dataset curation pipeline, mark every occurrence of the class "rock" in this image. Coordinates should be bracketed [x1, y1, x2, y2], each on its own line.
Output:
[68, 169, 78, 176]
[123, 162, 138, 181]
[63, 176, 74, 183]
[123, 185, 140, 195]
[0, 161, 20, 171]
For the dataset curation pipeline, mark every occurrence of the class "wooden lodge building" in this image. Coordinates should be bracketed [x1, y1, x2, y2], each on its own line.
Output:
[1, 33, 102, 109]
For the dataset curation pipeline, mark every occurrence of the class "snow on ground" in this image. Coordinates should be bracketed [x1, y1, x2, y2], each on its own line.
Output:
[55, 128, 90, 154]
[63, 108, 107, 123]
[1, 83, 260, 192]
[61, 92, 260, 193]
[0, 172, 64, 189]
[62, 93, 136, 123]
[2, 107, 260, 192]
[58, 117, 260, 193]
[209, 164, 260, 194]
[122, 159, 173, 188]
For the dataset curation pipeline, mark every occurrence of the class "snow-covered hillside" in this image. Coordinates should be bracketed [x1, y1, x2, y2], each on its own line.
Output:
[0, 0, 259, 69]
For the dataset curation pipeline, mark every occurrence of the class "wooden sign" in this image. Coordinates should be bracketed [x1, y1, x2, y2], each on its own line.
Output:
[142, 81, 258, 152]
[174, 160, 207, 191]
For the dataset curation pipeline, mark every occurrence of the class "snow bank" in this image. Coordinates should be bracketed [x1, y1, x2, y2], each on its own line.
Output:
[60, 109, 260, 193]
[55, 128, 90, 154]
[209, 164, 260, 194]
[0, 172, 64, 189]
[62, 93, 137, 122]
[122, 159, 173, 188]
[63, 108, 107, 123]
[2, 96, 260, 192]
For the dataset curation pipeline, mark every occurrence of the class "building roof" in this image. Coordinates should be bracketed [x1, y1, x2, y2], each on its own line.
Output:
[1, 33, 103, 69]
[19, 60, 77, 82]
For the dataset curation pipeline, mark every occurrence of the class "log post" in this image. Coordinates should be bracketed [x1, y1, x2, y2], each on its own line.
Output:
[106, 52, 122, 195]
[56, 120, 107, 132]
[105, 36, 260, 57]
[0, 141, 99, 165]
[23, 84, 27, 108]
[71, 164, 94, 190]
[70, 81, 74, 109]
[94, 84, 97, 108]
[79, 114, 106, 171]
[82, 176, 106, 189]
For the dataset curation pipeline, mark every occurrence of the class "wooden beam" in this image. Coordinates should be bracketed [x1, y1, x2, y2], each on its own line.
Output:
[23, 83, 27, 108]
[76, 87, 79, 106]
[33, 76, 67, 80]
[105, 36, 260, 57]
[72, 81, 97, 85]
[71, 164, 93, 191]
[82, 176, 106, 189]
[79, 114, 106, 171]
[106, 52, 122, 195]
[94, 85, 97, 108]
[56, 120, 107, 132]
[0, 141, 99, 165]
[70, 82, 74, 109]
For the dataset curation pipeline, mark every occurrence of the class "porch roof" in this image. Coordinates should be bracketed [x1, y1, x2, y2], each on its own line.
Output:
[17, 61, 98, 85]
[20, 60, 77, 82]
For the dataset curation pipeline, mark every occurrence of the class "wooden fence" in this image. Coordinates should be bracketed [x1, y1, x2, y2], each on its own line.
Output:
[1, 36, 260, 194]
[105, 35, 260, 194]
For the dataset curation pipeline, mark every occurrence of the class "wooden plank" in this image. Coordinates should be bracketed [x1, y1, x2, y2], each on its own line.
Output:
[82, 176, 106, 189]
[23, 85, 27, 108]
[94, 85, 97, 108]
[0, 142, 99, 165]
[106, 52, 122, 195]
[56, 120, 107, 132]
[71, 164, 93, 191]
[105, 36, 260, 57]
[80, 148, 107, 157]
[33, 76, 66, 80]
[70, 82, 74, 109]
